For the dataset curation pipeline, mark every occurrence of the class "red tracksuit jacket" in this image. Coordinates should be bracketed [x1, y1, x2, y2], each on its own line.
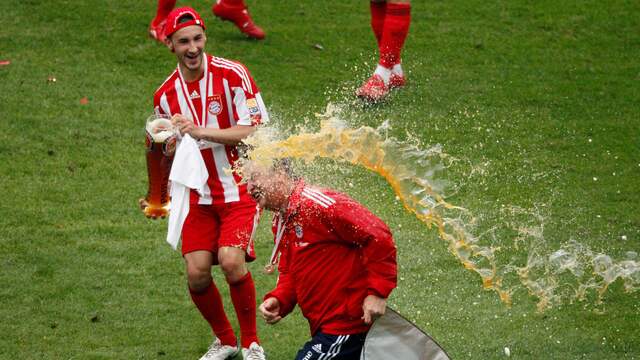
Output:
[264, 180, 397, 336]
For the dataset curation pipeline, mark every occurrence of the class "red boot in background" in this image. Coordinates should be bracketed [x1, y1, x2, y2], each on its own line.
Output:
[212, 0, 265, 40]
[356, 74, 389, 103]
[148, 0, 176, 43]
[148, 19, 167, 42]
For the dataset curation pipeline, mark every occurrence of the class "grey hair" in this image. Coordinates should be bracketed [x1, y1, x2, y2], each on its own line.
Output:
[272, 158, 299, 180]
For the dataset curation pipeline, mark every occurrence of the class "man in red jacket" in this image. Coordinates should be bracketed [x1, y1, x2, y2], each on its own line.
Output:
[246, 160, 398, 360]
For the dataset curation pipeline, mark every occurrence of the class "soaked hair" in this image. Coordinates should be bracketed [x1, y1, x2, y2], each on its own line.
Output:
[273, 158, 299, 180]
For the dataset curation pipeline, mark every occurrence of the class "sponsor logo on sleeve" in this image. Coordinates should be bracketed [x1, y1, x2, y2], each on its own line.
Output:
[246, 98, 260, 115]
[246, 97, 261, 124]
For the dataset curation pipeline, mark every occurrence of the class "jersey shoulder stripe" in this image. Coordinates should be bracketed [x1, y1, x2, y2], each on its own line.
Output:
[211, 57, 253, 94]
[155, 69, 179, 95]
[211, 58, 252, 94]
[304, 187, 336, 205]
[301, 188, 336, 208]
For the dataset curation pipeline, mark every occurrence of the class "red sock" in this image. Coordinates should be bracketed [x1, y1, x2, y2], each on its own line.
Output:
[189, 282, 237, 347]
[370, 1, 387, 47]
[379, 2, 411, 68]
[152, 0, 176, 26]
[229, 272, 258, 348]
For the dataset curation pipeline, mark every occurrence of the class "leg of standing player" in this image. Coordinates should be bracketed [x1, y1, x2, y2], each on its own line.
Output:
[356, 0, 411, 102]
[217, 202, 265, 359]
[183, 204, 241, 360]
[149, 0, 176, 42]
[186, 250, 241, 359]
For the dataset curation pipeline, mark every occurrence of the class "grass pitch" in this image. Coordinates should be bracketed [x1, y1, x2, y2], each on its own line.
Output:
[1, 0, 639, 359]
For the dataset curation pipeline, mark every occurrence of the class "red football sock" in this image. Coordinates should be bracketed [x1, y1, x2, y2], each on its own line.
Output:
[189, 282, 237, 347]
[229, 272, 258, 348]
[152, 0, 176, 26]
[370, 1, 387, 47]
[379, 2, 411, 68]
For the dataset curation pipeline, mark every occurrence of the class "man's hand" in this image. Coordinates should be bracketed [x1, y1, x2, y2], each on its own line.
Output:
[171, 114, 203, 139]
[138, 198, 163, 219]
[362, 294, 387, 325]
[259, 297, 282, 325]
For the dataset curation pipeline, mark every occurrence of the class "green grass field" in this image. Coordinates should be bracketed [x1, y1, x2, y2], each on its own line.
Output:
[1, 0, 639, 359]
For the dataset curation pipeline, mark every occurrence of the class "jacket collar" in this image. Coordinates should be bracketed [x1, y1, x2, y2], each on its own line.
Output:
[280, 179, 305, 222]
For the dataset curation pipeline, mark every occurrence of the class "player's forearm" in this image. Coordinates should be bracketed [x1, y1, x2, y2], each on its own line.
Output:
[265, 271, 297, 316]
[365, 234, 398, 298]
[194, 125, 256, 145]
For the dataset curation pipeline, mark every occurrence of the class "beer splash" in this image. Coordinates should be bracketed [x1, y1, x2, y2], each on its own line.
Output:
[242, 104, 640, 311]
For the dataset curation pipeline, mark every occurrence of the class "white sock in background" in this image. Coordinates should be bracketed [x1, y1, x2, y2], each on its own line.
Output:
[392, 63, 403, 77]
[374, 64, 392, 85]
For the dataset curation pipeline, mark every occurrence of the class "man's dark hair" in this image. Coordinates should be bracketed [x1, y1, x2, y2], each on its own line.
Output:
[178, 14, 195, 24]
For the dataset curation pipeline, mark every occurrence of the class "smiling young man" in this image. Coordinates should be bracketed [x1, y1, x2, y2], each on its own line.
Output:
[244, 160, 398, 360]
[150, 7, 267, 360]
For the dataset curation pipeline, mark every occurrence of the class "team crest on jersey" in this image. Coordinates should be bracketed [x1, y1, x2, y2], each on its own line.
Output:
[207, 95, 223, 116]
[294, 224, 303, 239]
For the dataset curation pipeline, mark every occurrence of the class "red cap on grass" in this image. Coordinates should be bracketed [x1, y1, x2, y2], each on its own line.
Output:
[164, 7, 206, 38]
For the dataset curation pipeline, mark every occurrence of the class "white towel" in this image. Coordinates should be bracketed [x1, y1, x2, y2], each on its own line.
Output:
[166, 134, 209, 250]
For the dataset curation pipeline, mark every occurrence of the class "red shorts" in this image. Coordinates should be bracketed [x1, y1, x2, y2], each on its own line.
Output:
[181, 200, 260, 263]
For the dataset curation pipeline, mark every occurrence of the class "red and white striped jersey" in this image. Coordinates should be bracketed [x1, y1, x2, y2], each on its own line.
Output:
[153, 53, 269, 205]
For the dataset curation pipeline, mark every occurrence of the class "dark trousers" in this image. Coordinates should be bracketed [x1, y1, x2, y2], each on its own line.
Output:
[295, 331, 367, 360]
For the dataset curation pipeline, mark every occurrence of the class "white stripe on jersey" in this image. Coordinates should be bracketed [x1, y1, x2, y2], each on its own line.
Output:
[208, 75, 213, 98]
[159, 93, 171, 116]
[198, 176, 213, 205]
[198, 71, 208, 124]
[233, 87, 251, 125]
[212, 57, 252, 93]
[302, 188, 336, 208]
[174, 78, 191, 120]
[210, 144, 240, 203]
[305, 187, 336, 204]
[211, 57, 253, 94]
[302, 189, 335, 208]
[222, 78, 236, 126]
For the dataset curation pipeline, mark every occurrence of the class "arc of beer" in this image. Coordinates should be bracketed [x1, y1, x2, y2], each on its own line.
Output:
[242, 105, 640, 311]
[243, 116, 512, 305]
